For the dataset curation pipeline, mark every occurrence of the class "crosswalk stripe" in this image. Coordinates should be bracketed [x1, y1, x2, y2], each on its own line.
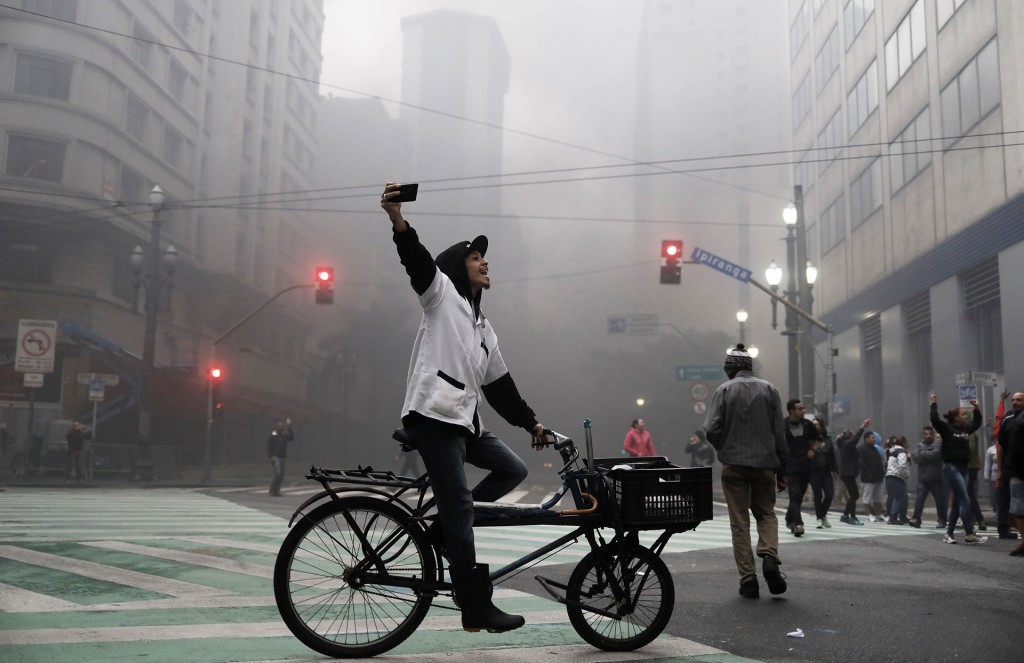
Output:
[0, 544, 231, 598]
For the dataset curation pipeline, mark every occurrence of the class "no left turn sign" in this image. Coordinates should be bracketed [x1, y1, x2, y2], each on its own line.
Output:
[15, 319, 57, 373]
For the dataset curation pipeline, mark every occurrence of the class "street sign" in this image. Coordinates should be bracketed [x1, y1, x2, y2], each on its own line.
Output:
[15, 319, 57, 373]
[88, 378, 105, 402]
[955, 372, 970, 386]
[690, 382, 709, 402]
[958, 384, 978, 407]
[693, 401, 707, 415]
[23, 373, 43, 388]
[608, 314, 660, 336]
[690, 247, 751, 283]
[678, 365, 723, 382]
[77, 372, 120, 386]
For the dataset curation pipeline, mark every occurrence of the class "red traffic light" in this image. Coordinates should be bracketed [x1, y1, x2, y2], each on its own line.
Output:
[660, 240, 683, 285]
[661, 240, 683, 259]
[315, 265, 335, 305]
[209, 367, 222, 379]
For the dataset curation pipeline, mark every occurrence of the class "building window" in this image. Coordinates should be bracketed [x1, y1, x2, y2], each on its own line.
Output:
[163, 126, 183, 167]
[884, 0, 925, 90]
[961, 259, 1002, 371]
[794, 150, 815, 193]
[904, 292, 932, 399]
[850, 158, 882, 228]
[14, 53, 73, 101]
[890, 107, 931, 193]
[847, 59, 878, 137]
[820, 194, 846, 254]
[0, 241, 52, 284]
[125, 93, 149, 141]
[131, 24, 154, 69]
[168, 59, 187, 99]
[790, 1, 809, 60]
[815, 26, 840, 94]
[940, 38, 1000, 147]
[22, 0, 78, 21]
[862, 314, 883, 420]
[120, 166, 144, 204]
[5, 134, 66, 182]
[937, 0, 967, 29]
[817, 109, 842, 174]
[793, 73, 812, 130]
[172, 0, 192, 34]
[843, 0, 874, 49]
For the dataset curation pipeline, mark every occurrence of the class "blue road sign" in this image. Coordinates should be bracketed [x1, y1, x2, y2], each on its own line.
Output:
[690, 247, 751, 283]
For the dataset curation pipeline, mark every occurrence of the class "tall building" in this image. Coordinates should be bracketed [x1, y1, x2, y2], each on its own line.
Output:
[787, 0, 1023, 433]
[0, 0, 333, 475]
[633, 0, 793, 375]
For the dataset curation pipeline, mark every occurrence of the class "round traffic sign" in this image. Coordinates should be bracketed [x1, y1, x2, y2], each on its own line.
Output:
[694, 401, 707, 414]
[690, 382, 709, 402]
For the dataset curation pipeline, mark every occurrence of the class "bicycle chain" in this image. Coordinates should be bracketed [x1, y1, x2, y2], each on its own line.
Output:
[351, 569, 460, 612]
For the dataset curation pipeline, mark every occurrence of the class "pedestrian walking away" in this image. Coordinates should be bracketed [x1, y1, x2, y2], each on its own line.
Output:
[930, 394, 987, 545]
[267, 418, 293, 497]
[784, 399, 821, 537]
[909, 425, 948, 529]
[623, 418, 656, 457]
[703, 344, 789, 599]
[835, 419, 870, 525]
[381, 181, 545, 633]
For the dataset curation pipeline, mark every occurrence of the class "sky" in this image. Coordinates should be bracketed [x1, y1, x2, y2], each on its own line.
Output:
[314, 1, 799, 444]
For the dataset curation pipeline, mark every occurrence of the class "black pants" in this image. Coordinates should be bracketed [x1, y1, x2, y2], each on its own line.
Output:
[785, 470, 811, 527]
[840, 475, 860, 516]
[809, 470, 835, 519]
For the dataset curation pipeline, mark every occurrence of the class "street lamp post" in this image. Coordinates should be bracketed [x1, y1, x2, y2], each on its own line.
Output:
[765, 261, 782, 330]
[782, 201, 799, 400]
[736, 308, 748, 345]
[132, 184, 175, 479]
[803, 258, 818, 410]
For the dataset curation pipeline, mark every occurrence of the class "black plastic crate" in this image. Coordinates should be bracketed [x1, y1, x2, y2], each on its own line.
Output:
[594, 458, 713, 528]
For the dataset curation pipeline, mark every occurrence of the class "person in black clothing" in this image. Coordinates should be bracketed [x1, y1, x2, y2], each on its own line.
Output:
[809, 417, 838, 528]
[784, 399, 821, 537]
[858, 429, 886, 521]
[836, 419, 869, 525]
[930, 395, 987, 545]
[998, 391, 1024, 555]
[267, 418, 293, 497]
[686, 429, 716, 467]
[65, 421, 92, 484]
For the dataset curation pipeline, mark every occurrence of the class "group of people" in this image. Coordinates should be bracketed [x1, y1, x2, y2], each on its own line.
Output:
[701, 343, 1024, 599]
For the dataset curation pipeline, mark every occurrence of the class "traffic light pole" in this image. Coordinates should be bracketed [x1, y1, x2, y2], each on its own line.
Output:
[201, 283, 314, 484]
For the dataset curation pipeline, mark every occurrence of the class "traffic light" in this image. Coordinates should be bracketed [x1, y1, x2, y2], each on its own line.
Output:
[660, 240, 683, 284]
[315, 266, 334, 304]
[209, 367, 224, 418]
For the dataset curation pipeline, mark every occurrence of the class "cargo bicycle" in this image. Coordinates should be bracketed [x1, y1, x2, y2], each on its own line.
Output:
[273, 420, 712, 658]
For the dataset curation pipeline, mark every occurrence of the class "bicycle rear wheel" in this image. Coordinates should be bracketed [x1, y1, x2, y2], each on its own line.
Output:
[565, 541, 673, 651]
[274, 496, 437, 658]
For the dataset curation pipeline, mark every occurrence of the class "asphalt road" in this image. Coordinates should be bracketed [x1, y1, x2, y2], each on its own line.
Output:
[215, 485, 1024, 663]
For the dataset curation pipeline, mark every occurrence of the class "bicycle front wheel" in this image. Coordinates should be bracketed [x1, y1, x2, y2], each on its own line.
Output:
[274, 496, 437, 658]
[565, 541, 674, 651]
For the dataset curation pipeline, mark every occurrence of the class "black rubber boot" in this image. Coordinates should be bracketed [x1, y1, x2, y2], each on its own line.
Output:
[449, 564, 525, 633]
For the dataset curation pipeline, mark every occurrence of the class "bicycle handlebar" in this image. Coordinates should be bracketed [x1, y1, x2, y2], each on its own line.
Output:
[530, 428, 574, 451]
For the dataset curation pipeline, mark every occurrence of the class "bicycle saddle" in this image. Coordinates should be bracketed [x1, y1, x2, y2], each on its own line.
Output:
[392, 428, 415, 452]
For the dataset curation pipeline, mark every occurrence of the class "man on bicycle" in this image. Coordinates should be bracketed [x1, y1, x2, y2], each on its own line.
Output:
[381, 181, 545, 633]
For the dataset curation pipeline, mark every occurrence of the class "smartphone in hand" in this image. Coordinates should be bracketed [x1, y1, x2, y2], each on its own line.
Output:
[392, 183, 418, 203]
